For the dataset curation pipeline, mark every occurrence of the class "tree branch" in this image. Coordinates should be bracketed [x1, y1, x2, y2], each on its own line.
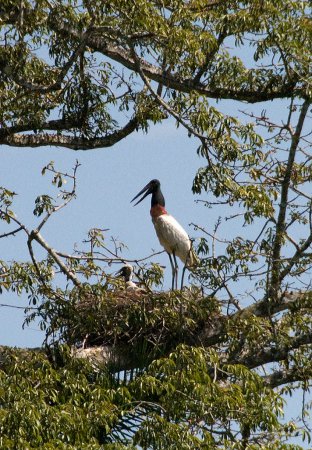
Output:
[49, 18, 300, 104]
[37, 161, 79, 232]
[262, 367, 311, 388]
[29, 229, 81, 287]
[269, 99, 311, 299]
[0, 226, 23, 238]
[193, 30, 227, 83]
[0, 119, 81, 138]
[230, 333, 312, 371]
[280, 231, 312, 280]
[10, 39, 87, 94]
[197, 290, 310, 347]
[0, 116, 140, 150]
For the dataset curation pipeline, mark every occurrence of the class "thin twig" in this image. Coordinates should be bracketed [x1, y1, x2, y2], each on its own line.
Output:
[0, 303, 38, 310]
[0, 226, 23, 238]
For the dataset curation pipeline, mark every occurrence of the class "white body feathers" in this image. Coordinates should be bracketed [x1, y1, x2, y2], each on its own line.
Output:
[152, 214, 196, 267]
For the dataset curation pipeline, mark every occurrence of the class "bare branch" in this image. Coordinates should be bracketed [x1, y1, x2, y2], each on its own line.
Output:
[0, 303, 37, 310]
[0, 116, 140, 150]
[37, 161, 80, 232]
[54, 249, 165, 266]
[0, 212, 29, 236]
[0, 226, 23, 238]
[29, 229, 81, 287]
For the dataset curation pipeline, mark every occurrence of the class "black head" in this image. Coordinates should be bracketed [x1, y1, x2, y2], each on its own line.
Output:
[116, 265, 133, 281]
[131, 179, 162, 206]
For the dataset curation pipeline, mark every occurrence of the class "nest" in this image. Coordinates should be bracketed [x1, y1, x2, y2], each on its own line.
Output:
[47, 287, 221, 369]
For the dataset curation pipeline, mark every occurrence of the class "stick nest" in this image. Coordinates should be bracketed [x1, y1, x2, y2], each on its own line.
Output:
[49, 287, 221, 367]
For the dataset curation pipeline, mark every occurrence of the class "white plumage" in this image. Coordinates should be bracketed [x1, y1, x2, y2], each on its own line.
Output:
[152, 214, 195, 267]
[125, 279, 140, 291]
[131, 179, 198, 290]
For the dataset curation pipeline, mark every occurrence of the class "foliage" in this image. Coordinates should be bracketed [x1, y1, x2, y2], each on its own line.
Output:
[0, 0, 311, 151]
[0, 347, 130, 449]
[1, 0, 312, 448]
[0, 344, 305, 449]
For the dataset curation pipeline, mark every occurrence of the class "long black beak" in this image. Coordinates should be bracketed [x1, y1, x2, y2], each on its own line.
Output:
[115, 268, 124, 278]
[131, 182, 152, 206]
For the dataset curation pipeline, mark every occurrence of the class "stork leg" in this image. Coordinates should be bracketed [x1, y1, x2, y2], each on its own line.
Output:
[181, 264, 187, 291]
[168, 252, 176, 291]
[168, 253, 178, 291]
[172, 251, 179, 290]
[181, 247, 192, 290]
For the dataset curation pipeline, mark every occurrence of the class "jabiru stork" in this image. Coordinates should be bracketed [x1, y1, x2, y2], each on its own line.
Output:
[131, 179, 197, 290]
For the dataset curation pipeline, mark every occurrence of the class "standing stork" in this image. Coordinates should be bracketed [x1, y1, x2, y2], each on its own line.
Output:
[131, 179, 197, 290]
